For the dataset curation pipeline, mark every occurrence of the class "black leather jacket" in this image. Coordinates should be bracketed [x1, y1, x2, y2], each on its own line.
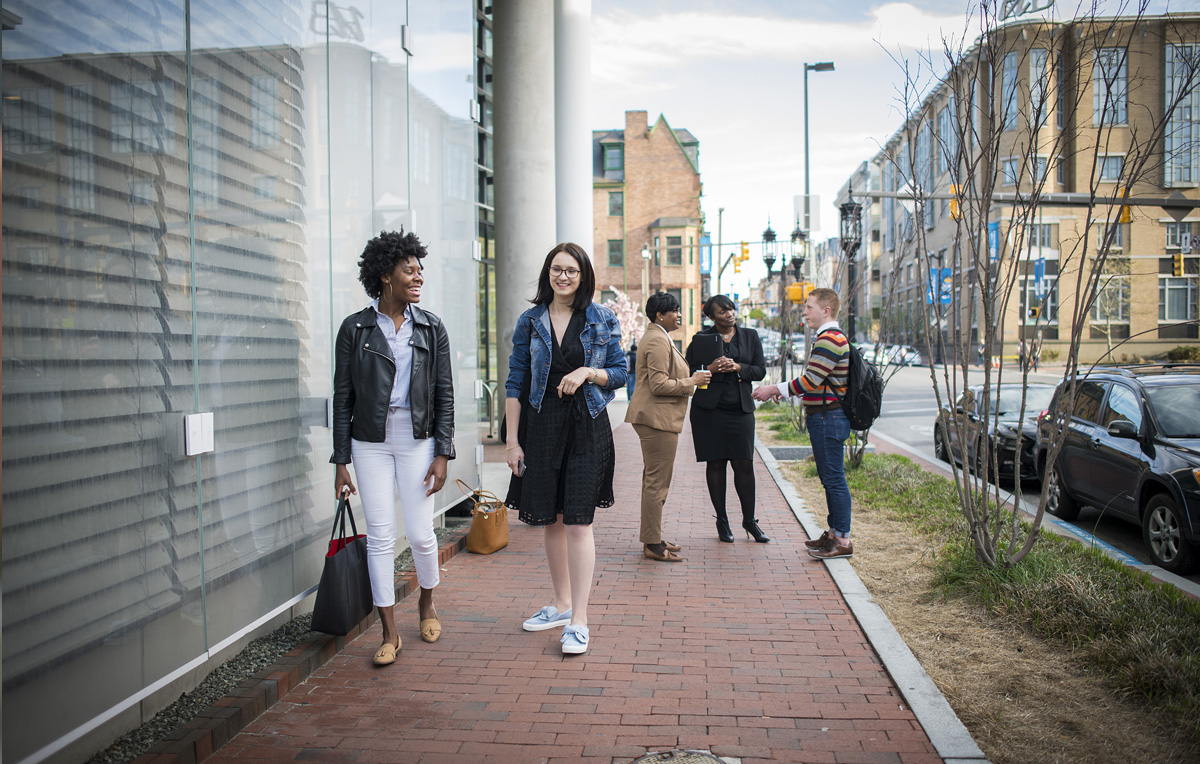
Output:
[330, 304, 455, 464]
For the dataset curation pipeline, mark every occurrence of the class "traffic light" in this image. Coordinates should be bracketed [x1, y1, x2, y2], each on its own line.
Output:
[949, 185, 960, 220]
[733, 257, 742, 273]
[1118, 187, 1132, 224]
[740, 241, 749, 261]
[1028, 306, 1040, 319]
[1174, 251, 1185, 277]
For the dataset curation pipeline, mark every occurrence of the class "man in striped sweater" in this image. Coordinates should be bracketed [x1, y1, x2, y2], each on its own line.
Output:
[752, 288, 854, 559]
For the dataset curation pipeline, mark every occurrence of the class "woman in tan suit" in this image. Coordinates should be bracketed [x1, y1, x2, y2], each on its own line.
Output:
[625, 292, 711, 561]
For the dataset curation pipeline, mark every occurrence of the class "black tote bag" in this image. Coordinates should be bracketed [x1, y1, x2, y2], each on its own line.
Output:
[310, 494, 373, 635]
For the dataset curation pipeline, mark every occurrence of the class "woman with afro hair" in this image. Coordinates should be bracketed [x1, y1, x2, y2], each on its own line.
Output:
[331, 229, 455, 665]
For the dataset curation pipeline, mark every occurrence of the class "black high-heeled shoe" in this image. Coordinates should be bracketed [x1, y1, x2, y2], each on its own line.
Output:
[742, 519, 770, 543]
[715, 516, 734, 543]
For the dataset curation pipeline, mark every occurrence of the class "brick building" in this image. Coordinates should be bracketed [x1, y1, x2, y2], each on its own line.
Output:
[593, 110, 703, 349]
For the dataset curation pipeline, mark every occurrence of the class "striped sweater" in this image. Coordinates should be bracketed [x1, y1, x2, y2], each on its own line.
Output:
[786, 327, 849, 411]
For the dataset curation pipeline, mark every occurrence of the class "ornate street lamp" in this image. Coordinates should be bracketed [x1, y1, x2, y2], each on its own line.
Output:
[789, 224, 808, 281]
[839, 187, 864, 341]
[761, 222, 777, 274]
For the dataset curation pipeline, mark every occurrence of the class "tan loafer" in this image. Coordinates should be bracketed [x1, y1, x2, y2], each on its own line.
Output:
[420, 617, 442, 643]
[373, 638, 400, 665]
[643, 545, 684, 562]
[662, 540, 682, 552]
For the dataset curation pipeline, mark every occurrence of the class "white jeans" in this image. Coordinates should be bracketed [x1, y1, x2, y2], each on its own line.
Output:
[351, 408, 440, 606]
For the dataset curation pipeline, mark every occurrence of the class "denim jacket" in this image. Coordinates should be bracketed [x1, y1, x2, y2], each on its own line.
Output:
[505, 302, 628, 418]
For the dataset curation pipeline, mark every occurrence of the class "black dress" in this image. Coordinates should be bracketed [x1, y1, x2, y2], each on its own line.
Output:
[506, 311, 615, 525]
[685, 327, 765, 462]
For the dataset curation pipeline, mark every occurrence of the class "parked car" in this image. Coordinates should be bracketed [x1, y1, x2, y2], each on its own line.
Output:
[883, 344, 925, 366]
[933, 382, 1056, 482]
[1035, 364, 1200, 574]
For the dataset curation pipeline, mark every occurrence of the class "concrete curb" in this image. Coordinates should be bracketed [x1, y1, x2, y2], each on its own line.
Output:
[756, 437, 991, 764]
[131, 529, 470, 764]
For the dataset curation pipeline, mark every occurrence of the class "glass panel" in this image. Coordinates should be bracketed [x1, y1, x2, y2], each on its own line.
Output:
[1, 2, 199, 759]
[188, 0, 328, 647]
[376, 0, 479, 507]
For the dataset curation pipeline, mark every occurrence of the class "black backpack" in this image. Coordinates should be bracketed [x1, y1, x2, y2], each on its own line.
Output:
[827, 340, 884, 430]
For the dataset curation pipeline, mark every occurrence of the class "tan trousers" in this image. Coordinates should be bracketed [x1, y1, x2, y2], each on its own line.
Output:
[633, 423, 680, 545]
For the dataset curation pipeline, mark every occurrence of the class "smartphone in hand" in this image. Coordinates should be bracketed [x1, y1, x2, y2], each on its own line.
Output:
[517, 459, 526, 476]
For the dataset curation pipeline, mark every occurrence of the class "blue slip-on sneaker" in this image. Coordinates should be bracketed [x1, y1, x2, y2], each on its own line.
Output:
[522, 605, 572, 632]
[560, 624, 589, 654]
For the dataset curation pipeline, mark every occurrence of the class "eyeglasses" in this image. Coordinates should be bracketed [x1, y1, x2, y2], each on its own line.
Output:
[549, 266, 581, 279]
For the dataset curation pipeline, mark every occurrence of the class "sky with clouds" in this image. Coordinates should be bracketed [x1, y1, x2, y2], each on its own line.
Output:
[589, 0, 1195, 297]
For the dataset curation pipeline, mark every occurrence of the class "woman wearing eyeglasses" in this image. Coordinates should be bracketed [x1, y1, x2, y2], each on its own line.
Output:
[504, 243, 627, 655]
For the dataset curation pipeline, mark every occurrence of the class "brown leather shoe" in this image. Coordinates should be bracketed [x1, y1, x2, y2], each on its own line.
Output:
[809, 538, 853, 560]
[804, 531, 833, 551]
[644, 545, 684, 562]
[662, 540, 682, 552]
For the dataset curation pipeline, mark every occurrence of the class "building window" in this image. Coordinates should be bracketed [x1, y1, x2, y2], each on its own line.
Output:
[1002, 158, 1019, 185]
[666, 288, 683, 309]
[1160, 276, 1199, 322]
[2, 87, 54, 154]
[1166, 222, 1195, 250]
[1096, 222, 1124, 251]
[1021, 276, 1059, 323]
[254, 176, 276, 199]
[250, 75, 280, 150]
[130, 180, 155, 205]
[1094, 48, 1128, 126]
[608, 191, 623, 216]
[1098, 155, 1124, 182]
[1164, 44, 1200, 186]
[1001, 51, 1019, 131]
[1056, 156, 1065, 185]
[607, 239, 624, 267]
[667, 236, 683, 265]
[1056, 56, 1066, 129]
[653, 236, 660, 265]
[600, 289, 616, 306]
[937, 99, 957, 177]
[1031, 223, 1056, 248]
[1091, 276, 1130, 324]
[603, 144, 623, 179]
[1030, 48, 1049, 127]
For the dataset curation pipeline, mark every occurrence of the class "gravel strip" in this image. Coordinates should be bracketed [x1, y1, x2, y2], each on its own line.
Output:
[87, 523, 467, 764]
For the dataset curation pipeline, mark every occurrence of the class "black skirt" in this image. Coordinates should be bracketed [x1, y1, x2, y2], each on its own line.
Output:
[689, 404, 754, 462]
[505, 393, 615, 525]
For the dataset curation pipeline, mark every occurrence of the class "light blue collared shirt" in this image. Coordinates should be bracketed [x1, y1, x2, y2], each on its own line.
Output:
[371, 300, 414, 409]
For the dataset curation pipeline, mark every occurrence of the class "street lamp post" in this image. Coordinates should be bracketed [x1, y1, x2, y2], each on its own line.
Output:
[762, 222, 780, 374]
[641, 244, 652, 300]
[790, 224, 809, 362]
[803, 61, 835, 232]
[839, 188, 863, 342]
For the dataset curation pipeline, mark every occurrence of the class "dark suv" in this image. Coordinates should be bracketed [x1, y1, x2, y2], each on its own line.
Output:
[1036, 365, 1200, 574]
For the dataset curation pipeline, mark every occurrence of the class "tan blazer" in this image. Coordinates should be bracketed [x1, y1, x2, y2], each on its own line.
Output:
[625, 324, 695, 433]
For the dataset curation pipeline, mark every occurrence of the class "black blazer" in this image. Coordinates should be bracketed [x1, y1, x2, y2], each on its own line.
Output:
[685, 326, 766, 414]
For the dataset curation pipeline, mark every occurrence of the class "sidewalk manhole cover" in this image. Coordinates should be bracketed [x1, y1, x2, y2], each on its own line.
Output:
[633, 752, 723, 763]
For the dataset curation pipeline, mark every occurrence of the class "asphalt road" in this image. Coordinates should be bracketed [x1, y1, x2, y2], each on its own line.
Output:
[870, 364, 1200, 587]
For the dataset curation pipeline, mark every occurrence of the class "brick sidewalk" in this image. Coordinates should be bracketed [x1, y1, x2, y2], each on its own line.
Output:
[208, 420, 941, 764]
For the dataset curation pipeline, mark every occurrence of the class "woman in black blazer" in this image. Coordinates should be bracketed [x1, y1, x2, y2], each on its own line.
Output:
[684, 295, 768, 543]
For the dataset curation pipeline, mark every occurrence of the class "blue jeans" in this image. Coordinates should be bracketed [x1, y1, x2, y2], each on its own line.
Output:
[807, 408, 852, 536]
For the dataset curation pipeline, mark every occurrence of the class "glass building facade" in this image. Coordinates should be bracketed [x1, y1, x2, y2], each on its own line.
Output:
[1, 1, 480, 761]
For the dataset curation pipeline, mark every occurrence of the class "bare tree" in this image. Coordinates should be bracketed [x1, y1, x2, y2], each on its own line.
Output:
[875, 0, 1200, 567]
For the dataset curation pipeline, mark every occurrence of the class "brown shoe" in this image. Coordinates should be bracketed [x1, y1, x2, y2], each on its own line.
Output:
[809, 539, 852, 560]
[662, 540, 682, 552]
[373, 638, 400, 665]
[804, 531, 833, 551]
[644, 545, 684, 562]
